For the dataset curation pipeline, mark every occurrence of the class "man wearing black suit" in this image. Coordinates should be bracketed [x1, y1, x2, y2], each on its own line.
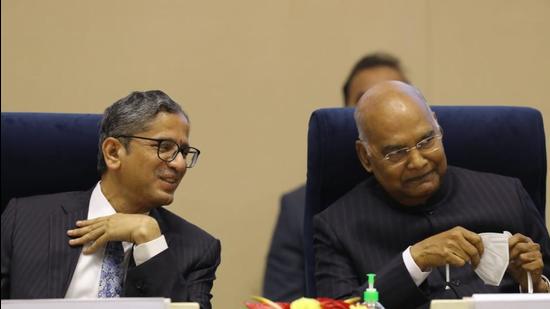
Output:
[314, 81, 550, 308]
[263, 53, 409, 301]
[1, 91, 221, 309]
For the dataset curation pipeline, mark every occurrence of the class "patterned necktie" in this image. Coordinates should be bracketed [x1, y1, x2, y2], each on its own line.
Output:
[98, 241, 125, 297]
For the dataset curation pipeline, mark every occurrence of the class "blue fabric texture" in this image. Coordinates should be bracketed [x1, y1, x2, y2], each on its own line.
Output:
[303, 106, 547, 297]
[1, 112, 102, 213]
[98, 241, 125, 298]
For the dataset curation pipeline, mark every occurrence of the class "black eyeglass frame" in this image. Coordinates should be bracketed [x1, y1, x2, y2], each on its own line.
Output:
[114, 135, 200, 168]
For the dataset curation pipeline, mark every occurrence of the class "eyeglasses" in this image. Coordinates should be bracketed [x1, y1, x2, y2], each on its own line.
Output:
[115, 135, 200, 168]
[362, 132, 443, 164]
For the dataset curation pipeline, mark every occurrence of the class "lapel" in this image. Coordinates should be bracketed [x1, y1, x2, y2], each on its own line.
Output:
[48, 189, 92, 298]
[123, 208, 169, 279]
[149, 207, 175, 247]
[124, 208, 168, 273]
[149, 206, 170, 236]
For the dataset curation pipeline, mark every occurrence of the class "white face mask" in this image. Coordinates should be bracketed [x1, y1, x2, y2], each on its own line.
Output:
[474, 231, 512, 286]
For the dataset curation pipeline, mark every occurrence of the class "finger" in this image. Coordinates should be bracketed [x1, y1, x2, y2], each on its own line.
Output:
[520, 258, 544, 273]
[446, 250, 468, 267]
[457, 239, 483, 267]
[510, 247, 542, 271]
[75, 215, 109, 227]
[75, 218, 98, 227]
[461, 229, 484, 257]
[518, 248, 542, 262]
[509, 233, 532, 250]
[67, 222, 104, 237]
[510, 242, 539, 260]
[83, 235, 109, 254]
[438, 247, 468, 267]
[518, 251, 543, 269]
[68, 226, 106, 246]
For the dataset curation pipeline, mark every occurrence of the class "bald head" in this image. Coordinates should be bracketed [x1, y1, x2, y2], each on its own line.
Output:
[353, 81, 447, 206]
[354, 81, 433, 141]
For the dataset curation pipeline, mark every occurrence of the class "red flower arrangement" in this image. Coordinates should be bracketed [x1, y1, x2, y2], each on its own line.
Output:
[245, 296, 361, 309]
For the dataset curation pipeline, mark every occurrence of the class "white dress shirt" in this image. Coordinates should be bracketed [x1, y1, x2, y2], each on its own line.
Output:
[65, 182, 168, 298]
[403, 246, 431, 286]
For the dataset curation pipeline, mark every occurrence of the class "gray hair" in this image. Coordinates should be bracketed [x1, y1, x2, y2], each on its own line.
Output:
[97, 90, 189, 174]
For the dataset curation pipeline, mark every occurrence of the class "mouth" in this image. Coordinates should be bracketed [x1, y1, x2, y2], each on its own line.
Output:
[158, 174, 182, 191]
[405, 170, 434, 183]
[160, 177, 179, 184]
[157, 168, 183, 191]
[158, 179, 179, 195]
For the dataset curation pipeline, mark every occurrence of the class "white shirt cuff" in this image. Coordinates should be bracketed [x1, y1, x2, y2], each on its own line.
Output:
[403, 246, 432, 286]
[133, 235, 168, 266]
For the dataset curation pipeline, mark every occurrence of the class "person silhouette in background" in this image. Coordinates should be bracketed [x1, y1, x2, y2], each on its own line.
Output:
[263, 53, 409, 301]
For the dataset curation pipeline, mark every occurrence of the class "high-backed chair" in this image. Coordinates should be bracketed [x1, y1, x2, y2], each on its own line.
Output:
[303, 106, 547, 297]
[1, 112, 103, 213]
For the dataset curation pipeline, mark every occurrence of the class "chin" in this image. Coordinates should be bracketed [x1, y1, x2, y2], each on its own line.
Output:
[414, 183, 438, 196]
[149, 191, 175, 207]
[160, 195, 175, 206]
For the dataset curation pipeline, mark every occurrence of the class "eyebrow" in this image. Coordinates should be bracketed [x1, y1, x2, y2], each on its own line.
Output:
[380, 129, 435, 154]
[154, 137, 190, 147]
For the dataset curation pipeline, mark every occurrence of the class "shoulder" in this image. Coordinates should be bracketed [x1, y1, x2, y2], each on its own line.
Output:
[315, 178, 378, 221]
[153, 208, 221, 267]
[447, 166, 530, 214]
[20, 190, 91, 204]
[4, 190, 91, 216]
[449, 166, 520, 187]
[153, 207, 219, 245]
[279, 184, 306, 222]
[281, 185, 306, 208]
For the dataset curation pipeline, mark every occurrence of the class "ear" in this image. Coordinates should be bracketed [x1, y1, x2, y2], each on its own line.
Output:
[355, 140, 373, 173]
[102, 137, 125, 171]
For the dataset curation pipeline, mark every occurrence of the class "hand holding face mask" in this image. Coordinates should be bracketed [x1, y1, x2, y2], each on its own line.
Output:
[474, 231, 512, 286]
[507, 233, 547, 292]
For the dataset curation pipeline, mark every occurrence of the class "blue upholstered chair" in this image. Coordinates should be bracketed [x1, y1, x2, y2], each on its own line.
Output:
[1, 112, 103, 213]
[303, 106, 547, 297]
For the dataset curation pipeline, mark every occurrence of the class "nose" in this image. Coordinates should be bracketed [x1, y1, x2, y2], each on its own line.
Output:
[406, 148, 428, 170]
[168, 151, 188, 172]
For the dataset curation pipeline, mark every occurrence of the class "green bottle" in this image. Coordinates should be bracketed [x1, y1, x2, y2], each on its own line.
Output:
[363, 273, 385, 309]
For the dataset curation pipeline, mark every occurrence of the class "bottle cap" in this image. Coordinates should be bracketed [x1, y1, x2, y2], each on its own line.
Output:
[364, 273, 379, 303]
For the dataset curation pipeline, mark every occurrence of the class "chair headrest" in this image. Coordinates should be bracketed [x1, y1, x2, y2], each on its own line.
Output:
[1, 112, 103, 212]
[306, 105, 547, 219]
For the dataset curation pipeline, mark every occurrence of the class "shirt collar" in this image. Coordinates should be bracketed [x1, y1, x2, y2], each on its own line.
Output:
[88, 181, 117, 220]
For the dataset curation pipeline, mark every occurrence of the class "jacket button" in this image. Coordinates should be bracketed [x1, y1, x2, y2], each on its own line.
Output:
[136, 281, 147, 292]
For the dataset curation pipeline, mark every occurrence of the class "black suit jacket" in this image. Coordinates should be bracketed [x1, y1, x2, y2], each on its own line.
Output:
[314, 166, 550, 309]
[263, 185, 306, 301]
[1, 190, 221, 309]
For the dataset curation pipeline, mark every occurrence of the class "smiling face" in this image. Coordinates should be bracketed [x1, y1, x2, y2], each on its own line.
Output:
[116, 112, 190, 210]
[355, 82, 447, 206]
